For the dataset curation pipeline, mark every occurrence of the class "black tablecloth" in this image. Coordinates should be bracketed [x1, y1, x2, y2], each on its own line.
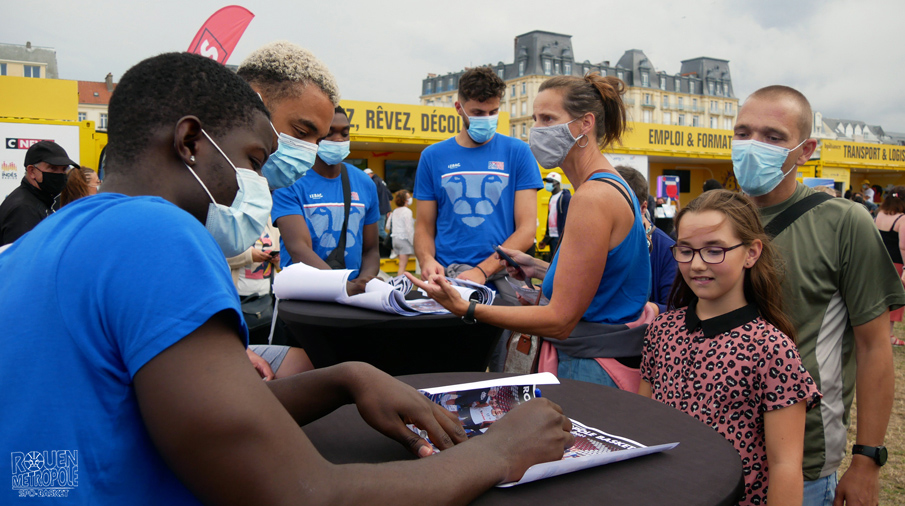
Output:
[304, 372, 744, 506]
[277, 300, 505, 375]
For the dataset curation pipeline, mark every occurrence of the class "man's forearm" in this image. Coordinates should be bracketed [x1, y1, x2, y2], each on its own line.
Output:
[285, 241, 331, 270]
[854, 344, 894, 446]
[359, 245, 380, 278]
[266, 362, 361, 425]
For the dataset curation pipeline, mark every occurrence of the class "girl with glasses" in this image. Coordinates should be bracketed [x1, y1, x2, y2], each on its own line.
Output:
[639, 190, 821, 506]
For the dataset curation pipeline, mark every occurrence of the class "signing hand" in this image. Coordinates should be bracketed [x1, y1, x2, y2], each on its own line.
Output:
[482, 399, 574, 484]
[346, 363, 468, 457]
[346, 275, 373, 297]
[405, 272, 470, 316]
[251, 248, 271, 263]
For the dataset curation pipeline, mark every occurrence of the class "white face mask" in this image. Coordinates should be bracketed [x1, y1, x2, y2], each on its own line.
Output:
[406, 197, 413, 206]
[185, 130, 273, 257]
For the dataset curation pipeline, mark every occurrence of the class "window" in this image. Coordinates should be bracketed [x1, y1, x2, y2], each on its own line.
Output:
[583, 65, 589, 75]
[644, 93, 652, 105]
[723, 83, 729, 95]
[521, 82, 526, 94]
[692, 98, 698, 110]
[641, 72, 649, 87]
[498, 69, 504, 79]
[678, 115, 685, 126]
[617, 70, 624, 81]
[511, 103, 516, 116]
[78, 112, 86, 122]
[662, 95, 669, 108]
[518, 61, 525, 76]
[663, 112, 671, 125]
[426, 81, 432, 94]
[660, 76, 666, 90]
[678, 97, 684, 108]
[564, 62, 571, 75]
[0, 63, 5, 75]
[448, 77, 454, 89]
[689, 81, 696, 94]
[692, 115, 700, 127]
[543, 60, 551, 75]
[710, 100, 718, 113]
[710, 117, 717, 129]
[724, 102, 733, 114]
[643, 110, 651, 123]
[99, 113, 108, 129]
[708, 81, 715, 95]
[512, 84, 516, 97]
[554, 62, 560, 75]
[521, 101, 527, 116]
[24, 65, 40, 78]
[675, 79, 681, 92]
[521, 124, 527, 138]
[511, 125, 516, 137]
[724, 118, 733, 130]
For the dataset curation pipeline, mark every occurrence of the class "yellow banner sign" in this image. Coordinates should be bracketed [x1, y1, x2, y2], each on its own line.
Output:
[340, 100, 509, 143]
[614, 123, 733, 157]
[821, 140, 905, 168]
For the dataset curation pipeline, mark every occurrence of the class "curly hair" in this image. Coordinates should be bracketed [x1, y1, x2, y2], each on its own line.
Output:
[393, 189, 409, 207]
[881, 186, 905, 215]
[106, 52, 269, 171]
[457, 66, 505, 103]
[237, 40, 340, 107]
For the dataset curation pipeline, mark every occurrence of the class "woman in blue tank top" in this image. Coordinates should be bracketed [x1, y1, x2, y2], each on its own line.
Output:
[409, 73, 653, 388]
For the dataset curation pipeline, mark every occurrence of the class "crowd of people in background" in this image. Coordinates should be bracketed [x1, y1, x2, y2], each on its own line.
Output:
[1, 38, 903, 506]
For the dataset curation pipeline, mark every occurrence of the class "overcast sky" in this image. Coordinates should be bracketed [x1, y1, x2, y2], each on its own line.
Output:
[6, 0, 904, 132]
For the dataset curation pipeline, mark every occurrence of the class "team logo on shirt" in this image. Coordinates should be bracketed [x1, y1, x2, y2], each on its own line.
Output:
[309, 193, 323, 199]
[488, 161, 505, 171]
[440, 170, 510, 228]
[10, 450, 79, 497]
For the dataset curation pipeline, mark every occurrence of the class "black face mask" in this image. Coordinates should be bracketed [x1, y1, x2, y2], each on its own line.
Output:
[36, 171, 67, 197]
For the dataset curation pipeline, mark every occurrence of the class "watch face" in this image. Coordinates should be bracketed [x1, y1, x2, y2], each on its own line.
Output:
[878, 446, 888, 466]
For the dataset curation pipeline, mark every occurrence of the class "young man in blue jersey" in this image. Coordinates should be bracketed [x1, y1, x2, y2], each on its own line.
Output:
[414, 66, 542, 302]
[272, 106, 379, 294]
[0, 53, 573, 505]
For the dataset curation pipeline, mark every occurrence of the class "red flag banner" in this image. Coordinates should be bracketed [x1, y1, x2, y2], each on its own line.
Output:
[187, 5, 254, 65]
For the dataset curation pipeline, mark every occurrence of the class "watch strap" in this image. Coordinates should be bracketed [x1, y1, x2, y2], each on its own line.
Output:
[462, 300, 478, 324]
[852, 444, 886, 466]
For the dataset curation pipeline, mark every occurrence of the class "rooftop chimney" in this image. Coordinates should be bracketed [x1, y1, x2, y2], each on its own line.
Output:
[105, 73, 113, 92]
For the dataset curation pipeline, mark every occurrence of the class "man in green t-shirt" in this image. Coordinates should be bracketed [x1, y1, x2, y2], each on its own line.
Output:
[733, 85, 905, 506]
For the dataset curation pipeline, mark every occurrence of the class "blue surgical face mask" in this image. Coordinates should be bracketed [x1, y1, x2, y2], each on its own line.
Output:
[732, 138, 807, 197]
[462, 108, 498, 144]
[261, 122, 319, 190]
[186, 130, 273, 257]
[544, 182, 554, 192]
[317, 140, 351, 166]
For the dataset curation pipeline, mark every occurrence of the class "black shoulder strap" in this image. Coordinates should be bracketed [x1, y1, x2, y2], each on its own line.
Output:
[325, 165, 351, 269]
[889, 214, 904, 231]
[592, 177, 636, 218]
[764, 192, 833, 238]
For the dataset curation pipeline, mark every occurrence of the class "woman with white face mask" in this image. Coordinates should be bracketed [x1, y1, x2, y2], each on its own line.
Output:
[387, 189, 415, 276]
[409, 73, 656, 391]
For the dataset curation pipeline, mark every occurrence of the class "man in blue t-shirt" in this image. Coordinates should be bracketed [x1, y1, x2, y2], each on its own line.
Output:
[0, 52, 574, 505]
[414, 66, 542, 300]
[272, 106, 379, 291]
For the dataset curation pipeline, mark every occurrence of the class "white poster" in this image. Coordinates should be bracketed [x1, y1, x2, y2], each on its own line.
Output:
[604, 154, 648, 182]
[1, 122, 81, 201]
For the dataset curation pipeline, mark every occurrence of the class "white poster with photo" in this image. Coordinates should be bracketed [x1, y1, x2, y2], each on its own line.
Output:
[0, 122, 81, 201]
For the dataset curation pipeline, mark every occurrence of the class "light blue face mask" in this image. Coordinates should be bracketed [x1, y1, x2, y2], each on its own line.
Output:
[463, 111, 498, 144]
[732, 138, 806, 197]
[187, 130, 273, 257]
[544, 182, 554, 192]
[261, 122, 319, 190]
[317, 140, 351, 166]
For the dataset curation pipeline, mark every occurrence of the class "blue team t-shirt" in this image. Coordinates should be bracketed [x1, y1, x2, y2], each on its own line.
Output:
[0, 193, 246, 504]
[271, 163, 379, 278]
[413, 134, 542, 267]
[541, 173, 651, 324]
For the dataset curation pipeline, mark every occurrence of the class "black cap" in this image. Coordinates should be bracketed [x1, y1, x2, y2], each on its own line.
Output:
[24, 141, 79, 168]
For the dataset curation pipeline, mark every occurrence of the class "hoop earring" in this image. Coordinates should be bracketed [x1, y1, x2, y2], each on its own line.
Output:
[577, 135, 590, 149]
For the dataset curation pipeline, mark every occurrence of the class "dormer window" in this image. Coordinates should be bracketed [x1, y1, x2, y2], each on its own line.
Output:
[641, 72, 649, 87]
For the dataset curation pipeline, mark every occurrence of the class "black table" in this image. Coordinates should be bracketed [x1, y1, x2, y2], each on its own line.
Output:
[277, 300, 505, 376]
[303, 372, 744, 506]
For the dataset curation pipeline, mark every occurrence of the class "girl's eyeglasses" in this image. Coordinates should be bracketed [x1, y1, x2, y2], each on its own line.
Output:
[670, 244, 744, 264]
